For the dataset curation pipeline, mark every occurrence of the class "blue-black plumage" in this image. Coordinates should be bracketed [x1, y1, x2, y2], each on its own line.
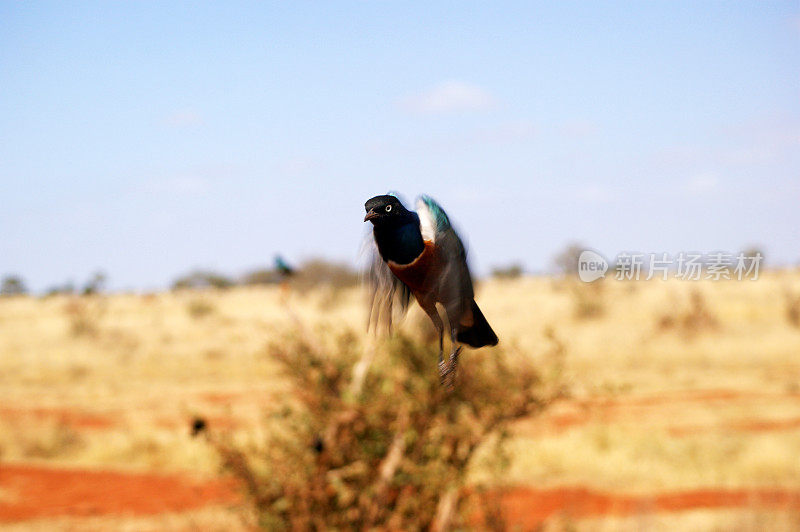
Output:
[274, 255, 295, 277]
[364, 193, 498, 386]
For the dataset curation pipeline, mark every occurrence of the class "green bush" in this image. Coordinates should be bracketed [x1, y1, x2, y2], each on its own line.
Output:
[0, 275, 27, 296]
[171, 270, 235, 290]
[291, 259, 359, 292]
[490, 263, 525, 279]
[213, 331, 554, 530]
[81, 271, 107, 296]
[241, 268, 282, 286]
[552, 243, 586, 278]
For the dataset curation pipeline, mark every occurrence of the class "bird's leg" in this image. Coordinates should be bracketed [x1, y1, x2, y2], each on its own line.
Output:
[437, 331, 452, 387]
[438, 330, 444, 365]
[449, 345, 462, 367]
[421, 302, 445, 366]
[440, 327, 462, 388]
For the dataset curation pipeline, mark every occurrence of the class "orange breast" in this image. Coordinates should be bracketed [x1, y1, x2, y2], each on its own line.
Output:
[387, 240, 439, 295]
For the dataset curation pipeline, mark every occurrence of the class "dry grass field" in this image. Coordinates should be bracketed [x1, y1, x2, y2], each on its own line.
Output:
[2, 271, 800, 530]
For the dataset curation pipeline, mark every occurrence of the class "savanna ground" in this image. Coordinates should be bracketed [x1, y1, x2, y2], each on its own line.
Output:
[2, 271, 800, 530]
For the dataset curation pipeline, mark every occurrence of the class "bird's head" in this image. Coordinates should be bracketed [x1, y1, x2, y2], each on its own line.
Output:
[363, 195, 409, 226]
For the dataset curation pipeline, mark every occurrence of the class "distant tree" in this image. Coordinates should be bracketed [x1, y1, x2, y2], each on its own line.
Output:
[491, 263, 524, 279]
[172, 270, 235, 290]
[241, 268, 281, 286]
[82, 271, 107, 295]
[293, 259, 359, 291]
[553, 243, 586, 277]
[45, 281, 76, 297]
[204, 272, 235, 289]
[0, 275, 28, 296]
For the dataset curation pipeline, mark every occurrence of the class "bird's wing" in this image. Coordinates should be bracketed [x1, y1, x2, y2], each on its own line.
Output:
[416, 195, 475, 327]
[363, 234, 412, 332]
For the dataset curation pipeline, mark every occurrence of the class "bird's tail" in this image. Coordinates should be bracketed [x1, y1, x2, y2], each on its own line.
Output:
[456, 300, 498, 348]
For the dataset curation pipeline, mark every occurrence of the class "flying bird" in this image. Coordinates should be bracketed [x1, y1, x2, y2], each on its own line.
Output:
[364, 194, 498, 385]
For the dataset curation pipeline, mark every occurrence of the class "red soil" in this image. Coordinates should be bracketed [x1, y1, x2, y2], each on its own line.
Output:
[495, 486, 800, 528]
[199, 391, 243, 405]
[580, 389, 800, 410]
[3, 464, 799, 527]
[154, 414, 242, 432]
[9, 388, 794, 438]
[669, 416, 800, 437]
[0, 405, 244, 433]
[523, 389, 800, 437]
[0, 464, 240, 522]
[3, 389, 799, 526]
[0, 407, 116, 430]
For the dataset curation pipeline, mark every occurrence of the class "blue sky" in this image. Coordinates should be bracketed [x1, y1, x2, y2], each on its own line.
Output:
[1, 1, 798, 291]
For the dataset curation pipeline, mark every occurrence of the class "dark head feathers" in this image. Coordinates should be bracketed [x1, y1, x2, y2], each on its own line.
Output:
[364, 195, 413, 225]
[365, 194, 403, 211]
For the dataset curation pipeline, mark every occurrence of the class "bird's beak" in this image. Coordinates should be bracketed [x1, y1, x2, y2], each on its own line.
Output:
[364, 209, 379, 222]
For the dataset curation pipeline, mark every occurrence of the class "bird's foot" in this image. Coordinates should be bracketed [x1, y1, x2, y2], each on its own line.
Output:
[438, 347, 462, 389]
[438, 360, 451, 387]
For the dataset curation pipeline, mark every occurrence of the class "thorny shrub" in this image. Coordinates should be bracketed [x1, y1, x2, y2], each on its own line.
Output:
[212, 331, 556, 530]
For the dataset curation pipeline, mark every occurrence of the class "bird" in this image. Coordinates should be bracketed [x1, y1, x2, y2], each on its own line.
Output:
[274, 255, 295, 299]
[364, 193, 498, 385]
[274, 255, 295, 278]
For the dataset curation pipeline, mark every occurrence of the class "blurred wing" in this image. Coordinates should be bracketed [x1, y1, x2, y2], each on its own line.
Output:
[416, 195, 474, 324]
[363, 234, 412, 332]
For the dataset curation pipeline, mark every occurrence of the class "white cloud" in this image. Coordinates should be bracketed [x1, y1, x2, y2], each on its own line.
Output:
[364, 121, 534, 155]
[164, 110, 203, 128]
[683, 172, 719, 195]
[477, 121, 536, 142]
[431, 120, 535, 148]
[400, 81, 496, 114]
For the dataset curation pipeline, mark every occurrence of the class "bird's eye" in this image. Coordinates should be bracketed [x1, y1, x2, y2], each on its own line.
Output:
[385, 205, 392, 212]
